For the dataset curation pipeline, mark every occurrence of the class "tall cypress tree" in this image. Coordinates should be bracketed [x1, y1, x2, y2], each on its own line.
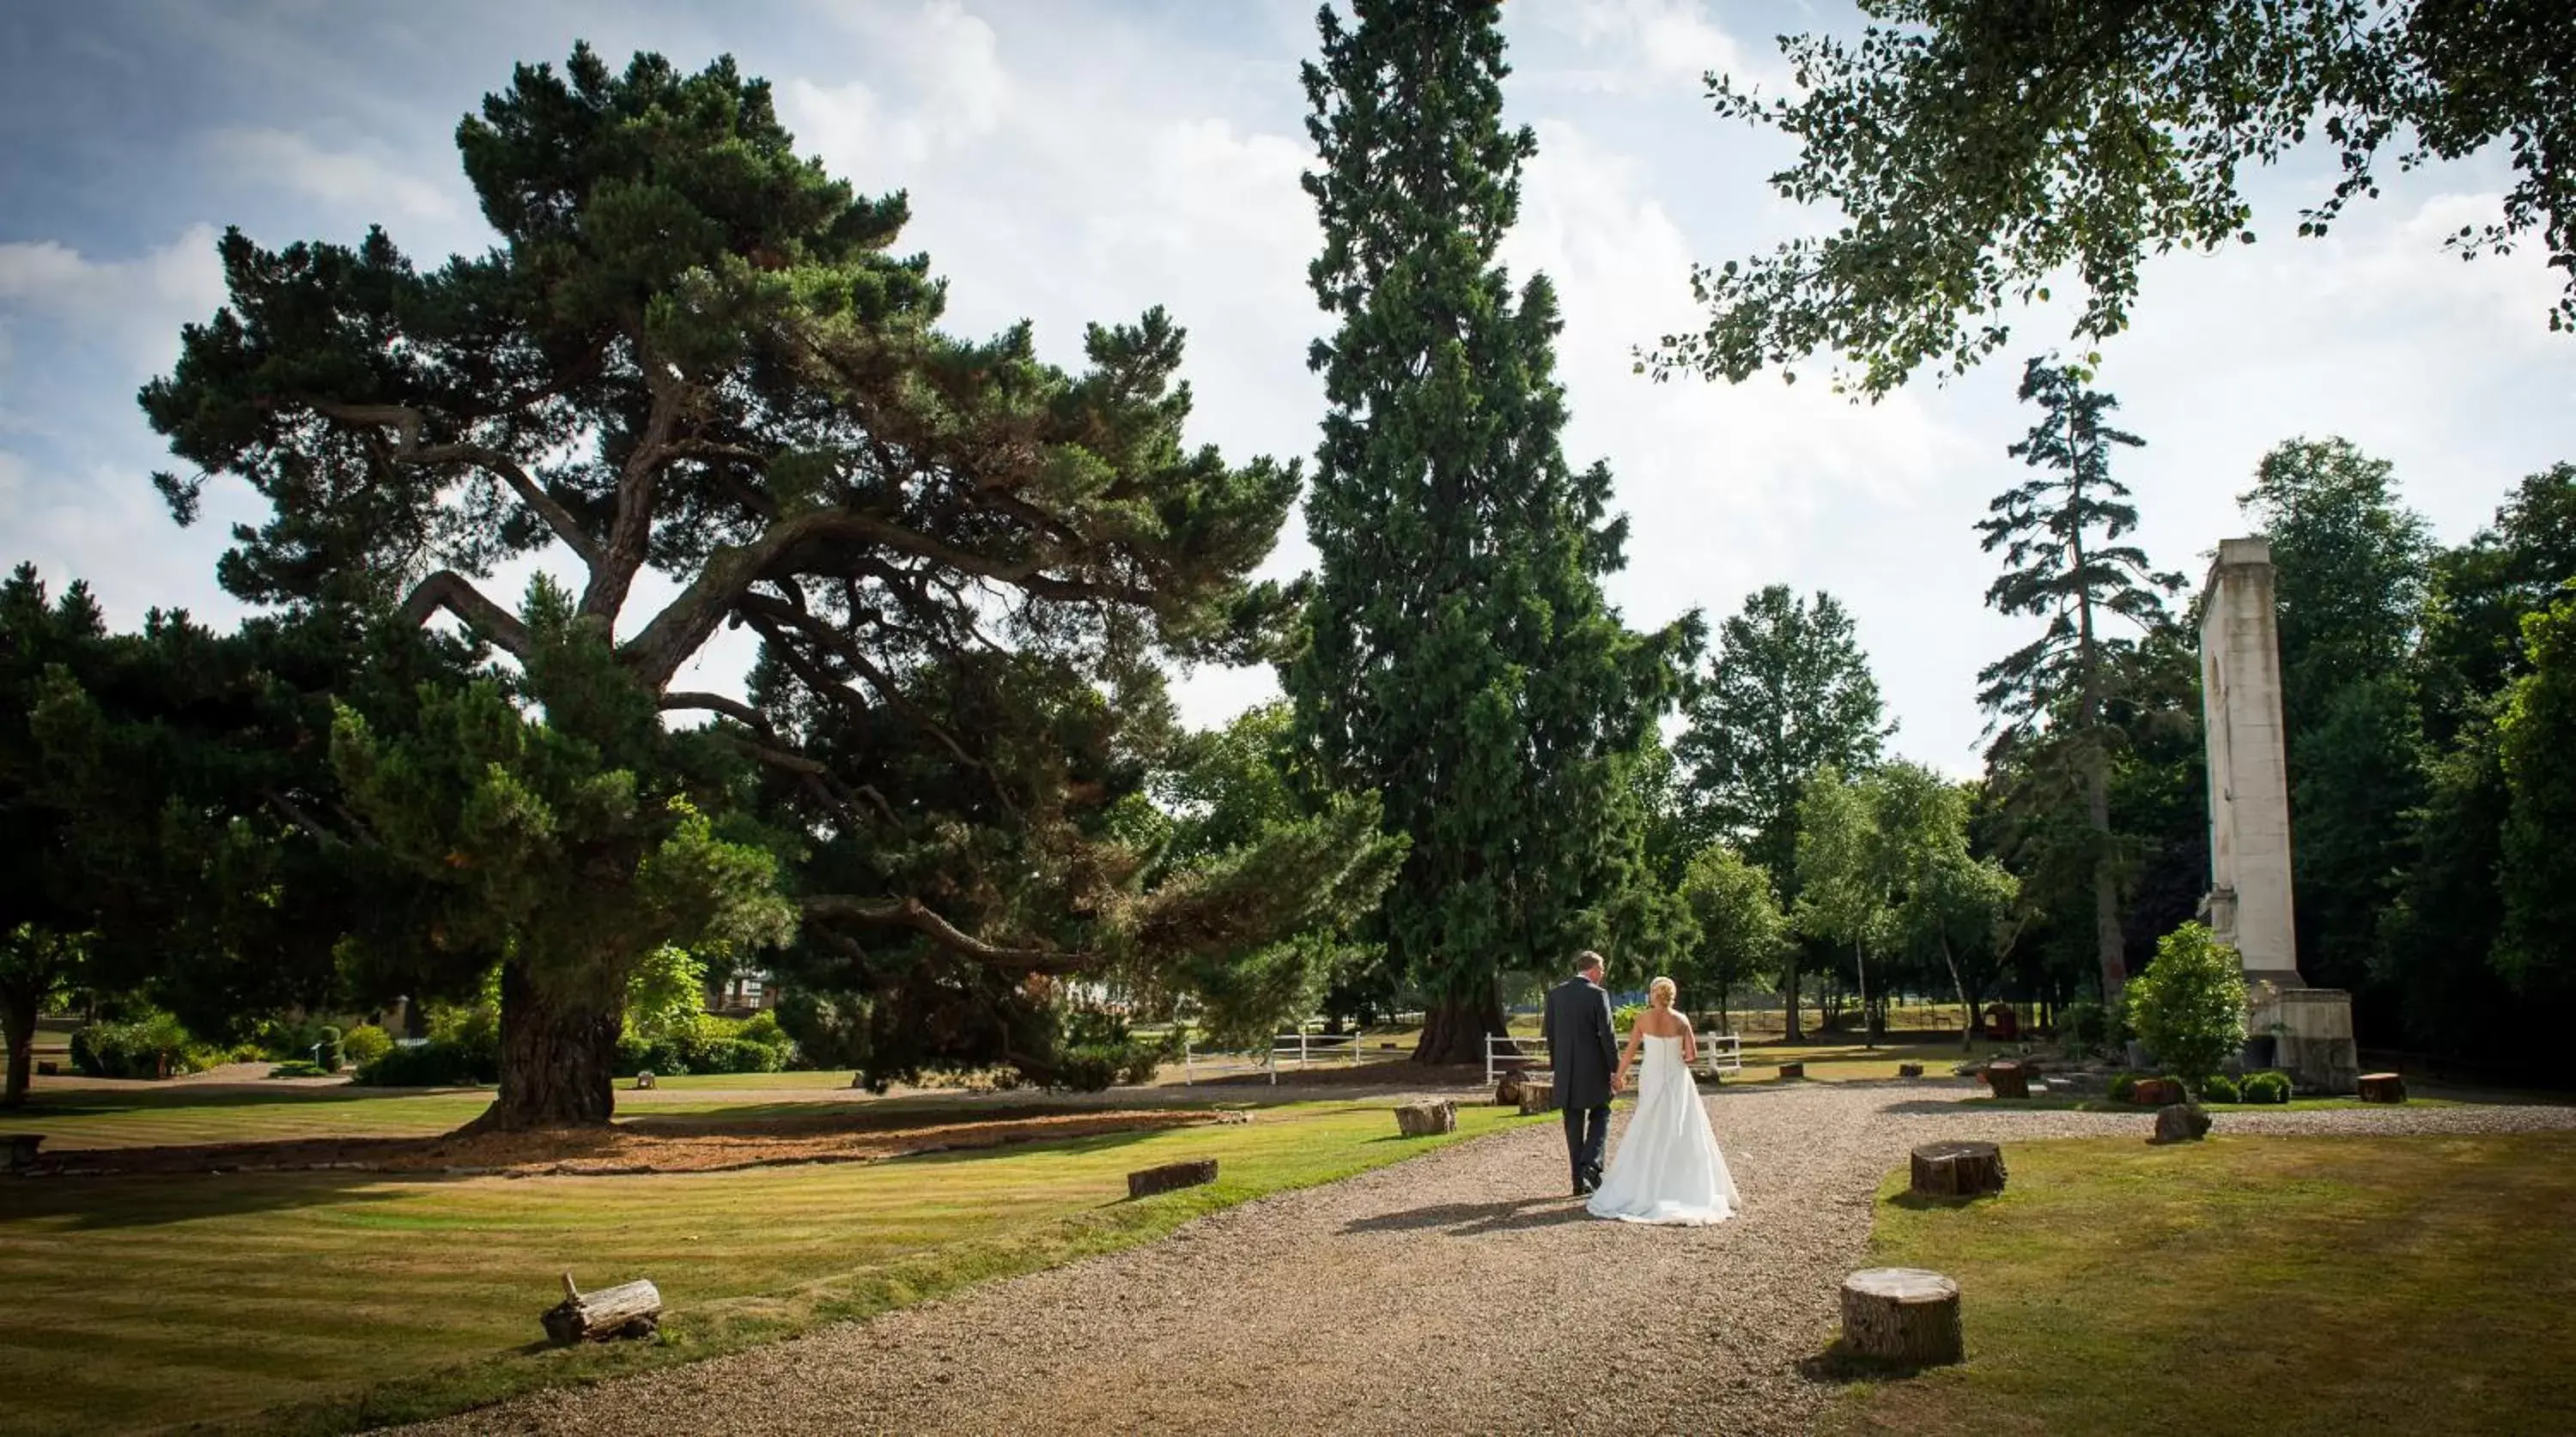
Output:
[1977, 356, 2180, 1001]
[1290, 0, 1695, 1064]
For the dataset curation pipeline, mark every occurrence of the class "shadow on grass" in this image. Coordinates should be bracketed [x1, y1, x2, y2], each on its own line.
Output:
[1796, 1338, 1959, 1385]
[10, 1082, 488, 1117]
[1340, 1195, 1593, 1237]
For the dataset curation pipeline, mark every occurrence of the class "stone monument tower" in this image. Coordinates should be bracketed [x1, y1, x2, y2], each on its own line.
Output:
[2197, 537, 2358, 1093]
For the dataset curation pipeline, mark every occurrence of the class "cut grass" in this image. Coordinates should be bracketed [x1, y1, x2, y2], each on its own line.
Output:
[1824, 1131, 2576, 1437]
[1950, 1094, 2461, 1114]
[1737, 1038, 2013, 1084]
[0, 1098, 1540, 1436]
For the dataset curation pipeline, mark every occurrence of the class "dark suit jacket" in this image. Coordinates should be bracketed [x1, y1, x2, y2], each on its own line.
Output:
[1542, 975, 1619, 1110]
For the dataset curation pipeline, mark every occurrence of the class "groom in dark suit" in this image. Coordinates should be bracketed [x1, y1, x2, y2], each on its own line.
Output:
[1541, 950, 1620, 1196]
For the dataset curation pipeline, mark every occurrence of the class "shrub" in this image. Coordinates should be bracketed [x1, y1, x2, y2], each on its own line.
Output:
[354, 1040, 498, 1088]
[340, 1024, 394, 1069]
[2061, 1000, 2111, 1057]
[2198, 1072, 2242, 1104]
[738, 1009, 792, 1051]
[2108, 1072, 2140, 1104]
[696, 1037, 786, 1075]
[316, 1024, 344, 1073]
[70, 1010, 215, 1079]
[1045, 1009, 1179, 1092]
[2241, 1070, 2292, 1104]
[267, 1060, 327, 1079]
[2123, 923, 2249, 1092]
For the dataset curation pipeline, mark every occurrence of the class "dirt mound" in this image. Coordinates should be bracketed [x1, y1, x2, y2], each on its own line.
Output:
[27, 1107, 1251, 1179]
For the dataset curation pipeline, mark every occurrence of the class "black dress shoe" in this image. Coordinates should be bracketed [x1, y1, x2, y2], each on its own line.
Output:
[1575, 1179, 1597, 1197]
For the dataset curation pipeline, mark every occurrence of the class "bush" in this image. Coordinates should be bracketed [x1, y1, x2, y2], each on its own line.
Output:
[267, 1060, 327, 1079]
[2198, 1072, 2242, 1104]
[316, 1024, 344, 1073]
[2123, 923, 2249, 1091]
[1045, 1009, 1179, 1092]
[696, 1037, 785, 1075]
[2108, 1072, 2139, 1105]
[2061, 1000, 2111, 1057]
[738, 1009, 793, 1052]
[70, 1010, 216, 1079]
[340, 1024, 394, 1069]
[354, 1040, 498, 1088]
[2241, 1070, 2292, 1104]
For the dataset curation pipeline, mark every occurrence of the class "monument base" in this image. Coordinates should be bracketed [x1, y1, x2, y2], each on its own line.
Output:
[2248, 987, 2358, 1095]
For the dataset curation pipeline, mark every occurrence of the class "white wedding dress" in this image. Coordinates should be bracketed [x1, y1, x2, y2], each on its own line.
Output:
[1586, 1033, 1742, 1226]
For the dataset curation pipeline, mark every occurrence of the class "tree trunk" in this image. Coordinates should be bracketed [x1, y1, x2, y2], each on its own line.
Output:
[1909, 1140, 2007, 1198]
[2089, 759, 2128, 1000]
[1783, 952, 1804, 1042]
[465, 957, 621, 1132]
[1854, 938, 1874, 1049]
[1413, 983, 1506, 1067]
[1, 985, 35, 1110]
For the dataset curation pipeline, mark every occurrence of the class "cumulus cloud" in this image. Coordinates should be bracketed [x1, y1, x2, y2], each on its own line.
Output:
[0, 225, 226, 379]
[205, 128, 465, 222]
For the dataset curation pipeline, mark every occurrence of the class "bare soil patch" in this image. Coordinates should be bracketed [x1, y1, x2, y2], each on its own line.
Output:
[24, 1106, 1249, 1179]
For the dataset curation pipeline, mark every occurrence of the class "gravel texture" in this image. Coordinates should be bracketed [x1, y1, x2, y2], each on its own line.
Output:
[386, 1084, 2576, 1437]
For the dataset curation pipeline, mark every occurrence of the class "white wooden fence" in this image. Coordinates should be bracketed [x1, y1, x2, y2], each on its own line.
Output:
[1484, 1033, 1743, 1087]
[1181, 1031, 1419, 1085]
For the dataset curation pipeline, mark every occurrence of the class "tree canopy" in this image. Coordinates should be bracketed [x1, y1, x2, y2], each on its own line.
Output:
[1647, 1, 2576, 398]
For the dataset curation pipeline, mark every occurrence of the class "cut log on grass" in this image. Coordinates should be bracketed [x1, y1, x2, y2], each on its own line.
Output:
[1127, 1159, 1218, 1199]
[2359, 1072, 2407, 1104]
[1494, 1072, 1524, 1107]
[1908, 1141, 2006, 1198]
[1517, 1076, 1558, 1115]
[1897, 1062, 1924, 1079]
[1395, 1100, 1457, 1137]
[2, 1134, 41, 1173]
[540, 1271, 661, 1346]
[1983, 1059, 2030, 1100]
[2151, 1103, 2212, 1143]
[1777, 1062, 1806, 1081]
[2131, 1077, 2183, 1107]
[35, 1060, 58, 1076]
[1839, 1268, 1963, 1366]
[633, 1070, 655, 1090]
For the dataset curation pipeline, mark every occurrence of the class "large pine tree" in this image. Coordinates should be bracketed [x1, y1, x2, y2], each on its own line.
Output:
[1290, 0, 1695, 1064]
[1977, 356, 2179, 1000]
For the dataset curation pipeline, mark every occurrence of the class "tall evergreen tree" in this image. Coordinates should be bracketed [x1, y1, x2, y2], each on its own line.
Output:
[1976, 356, 2180, 999]
[1291, 0, 1696, 1063]
[1674, 584, 1892, 878]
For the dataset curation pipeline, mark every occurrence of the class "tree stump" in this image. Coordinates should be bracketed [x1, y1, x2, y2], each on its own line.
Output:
[1395, 1100, 1456, 1137]
[35, 1060, 58, 1077]
[1127, 1159, 1218, 1199]
[1983, 1060, 2029, 1100]
[1516, 1076, 1558, 1114]
[1896, 1062, 1924, 1079]
[1777, 1062, 1806, 1081]
[2, 1134, 41, 1173]
[2131, 1077, 2183, 1107]
[2359, 1072, 2406, 1104]
[1908, 1141, 2006, 1198]
[540, 1272, 661, 1346]
[1494, 1071, 1524, 1107]
[2151, 1103, 2212, 1143]
[1840, 1268, 1963, 1366]
[633, 1070, 656, 1090]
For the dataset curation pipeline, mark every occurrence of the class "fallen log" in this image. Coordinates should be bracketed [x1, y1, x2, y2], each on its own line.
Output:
[1394, 1100, 1456, 1137]
[1840, 1267, 1963, 1366]
[540, 1271, 661, 1346]
[1127, 1159, 1218, 1199]
[1896, 1062, 1924, 1079]
[1908, 1141, 2006, 1198]
[2358, 1072, 2406, 1104]
[1777, 1062, 1805, 1081]
[2130, 1077, 2183, 1107]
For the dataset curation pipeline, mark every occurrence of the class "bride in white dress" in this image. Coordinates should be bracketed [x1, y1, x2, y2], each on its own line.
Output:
[1586, 976, 1743, 1226]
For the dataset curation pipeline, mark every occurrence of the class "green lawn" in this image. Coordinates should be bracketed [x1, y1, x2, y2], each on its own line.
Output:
[1952, 1094, 2462, 1114]
[1737, 1037, 2008, 1083]
[1825, 1131, 2576, 1437]
[0, 1096, 1537, 1436]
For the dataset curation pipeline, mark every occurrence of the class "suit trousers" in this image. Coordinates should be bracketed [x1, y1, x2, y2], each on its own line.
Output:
[1563, 1101, 1609, 1184]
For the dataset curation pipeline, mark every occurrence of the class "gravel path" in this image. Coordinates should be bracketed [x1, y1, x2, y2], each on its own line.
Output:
[390, 1085, 2576, 1437]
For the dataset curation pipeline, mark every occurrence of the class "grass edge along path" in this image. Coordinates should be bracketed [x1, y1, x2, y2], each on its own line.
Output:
[0, 1101, 1540, 1437]
[1820, 1130, 2576, 1437]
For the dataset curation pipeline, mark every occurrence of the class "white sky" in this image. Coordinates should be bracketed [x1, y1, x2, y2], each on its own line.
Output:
[4, 0, 2573, 776]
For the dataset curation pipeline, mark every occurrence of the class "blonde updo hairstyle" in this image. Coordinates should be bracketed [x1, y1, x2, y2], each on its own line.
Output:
[1648, 976, 1678, 1011]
